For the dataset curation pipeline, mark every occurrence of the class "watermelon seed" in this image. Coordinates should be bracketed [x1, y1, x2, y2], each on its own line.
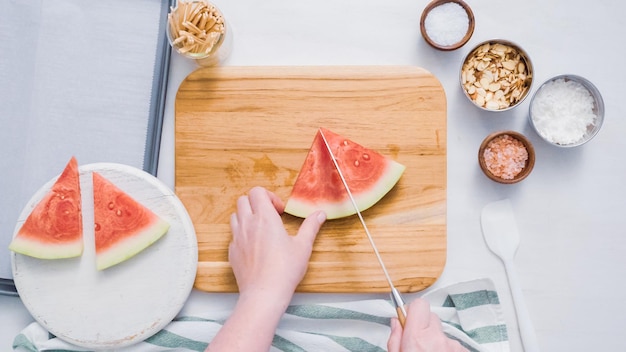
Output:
[354, 160, 360, 167]
[343, 140, 348, 146]
[95, 223, 101, 231]
[363, 153, 370, 160]
[108, 202, 115, 210]
[116, 210, 122, 216]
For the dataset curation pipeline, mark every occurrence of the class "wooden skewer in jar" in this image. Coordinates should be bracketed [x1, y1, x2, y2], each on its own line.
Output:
[167, 1, 232, 66]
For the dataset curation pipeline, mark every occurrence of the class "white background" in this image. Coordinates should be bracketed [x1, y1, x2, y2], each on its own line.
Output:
[2, 0, 625, 351]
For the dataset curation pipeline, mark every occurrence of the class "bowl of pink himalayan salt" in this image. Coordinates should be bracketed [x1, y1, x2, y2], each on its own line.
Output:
[529, 74, 605, 147]
[420, 0, 475, 51]
[478, 131, 535, 184]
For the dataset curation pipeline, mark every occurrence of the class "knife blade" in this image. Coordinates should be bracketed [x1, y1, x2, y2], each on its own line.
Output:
[318, 128, 407, 326]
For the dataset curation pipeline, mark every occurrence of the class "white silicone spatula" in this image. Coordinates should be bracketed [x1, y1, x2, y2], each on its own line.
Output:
[481, 199, 540, 352]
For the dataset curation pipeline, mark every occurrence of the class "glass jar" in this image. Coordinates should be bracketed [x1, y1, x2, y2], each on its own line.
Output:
[166, 1, 233, 66]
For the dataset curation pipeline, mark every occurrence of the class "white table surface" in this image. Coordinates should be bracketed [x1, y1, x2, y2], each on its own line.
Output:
[2, 0, 625, 351]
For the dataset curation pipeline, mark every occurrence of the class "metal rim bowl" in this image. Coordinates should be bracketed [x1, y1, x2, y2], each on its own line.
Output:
[529, 74, 605, 147]
[460, 39, 533, 112]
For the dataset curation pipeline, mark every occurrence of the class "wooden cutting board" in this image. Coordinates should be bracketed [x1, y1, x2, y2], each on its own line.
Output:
[175, 66, 447, 293]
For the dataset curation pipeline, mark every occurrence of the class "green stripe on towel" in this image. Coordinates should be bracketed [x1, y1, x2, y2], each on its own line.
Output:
[443, 290, 500, 310]
[145, 330, 208, 351]
[13, 333, 86, 352]
[286, 304, 390, 326]
[442, 319, 507, 344]
[446, 334, 481, 352]
[466, 324, 509, 344]
[174, 316, 225, 324]
[12, 334, 38, 352]
[272, 334, 307, 352]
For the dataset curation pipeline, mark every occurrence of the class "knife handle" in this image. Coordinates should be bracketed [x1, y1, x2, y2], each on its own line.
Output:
[396, 305, 407, 327]
[391, 287, 407, 327]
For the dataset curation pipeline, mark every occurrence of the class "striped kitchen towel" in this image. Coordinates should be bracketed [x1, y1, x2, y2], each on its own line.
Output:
[13, 278, 509, 351]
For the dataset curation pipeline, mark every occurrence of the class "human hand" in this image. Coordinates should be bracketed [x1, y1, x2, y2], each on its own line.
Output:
[228, 186, 326, 303]
[387, 298, 468, 352]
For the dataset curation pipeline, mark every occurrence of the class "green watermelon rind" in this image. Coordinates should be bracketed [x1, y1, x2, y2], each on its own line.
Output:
[9, 157, 83, 259]
[285, 160, 406, 220]
[8, 236, 83, 260]
[96, 219, 170, 271]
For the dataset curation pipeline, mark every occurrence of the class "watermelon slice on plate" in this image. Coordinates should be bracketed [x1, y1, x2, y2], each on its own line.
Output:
[9, 157, 83, 259]
[12, 163, 197, 348]
[93, 172, 170, 270]
[285, 128, 406, 219]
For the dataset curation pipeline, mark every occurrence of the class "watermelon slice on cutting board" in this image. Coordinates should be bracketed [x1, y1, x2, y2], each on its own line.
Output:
[9, 157, 83, 259]
[285, 128, 406, 219]
[93, 172, 170, 270]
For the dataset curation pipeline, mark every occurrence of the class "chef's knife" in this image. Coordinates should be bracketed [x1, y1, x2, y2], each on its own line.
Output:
[318, 128, 407, 326]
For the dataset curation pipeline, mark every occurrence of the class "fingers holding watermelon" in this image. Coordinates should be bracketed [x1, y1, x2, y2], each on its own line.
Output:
[234, 193, 253, 219]
[233, 187, 283, 225]
[214, 187, 326, 352]
[228, 187, 326, 301]
[247, 186, 285, 214]
[295, 209, 327, 249]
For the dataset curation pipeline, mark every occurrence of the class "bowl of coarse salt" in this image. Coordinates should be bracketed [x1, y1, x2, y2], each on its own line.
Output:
[478, 131, 535, 184]
[529, 74, 605, 147]
[420, 0, 475, 51]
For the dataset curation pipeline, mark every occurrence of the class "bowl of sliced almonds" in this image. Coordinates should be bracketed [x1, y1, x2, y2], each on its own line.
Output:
[460, 39, 533, 111]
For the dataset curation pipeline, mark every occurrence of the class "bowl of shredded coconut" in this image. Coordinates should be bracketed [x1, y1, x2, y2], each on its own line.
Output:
[478, 131, 535, 184]
[529, 74, 604, 147]
[420, 0, 475, 51]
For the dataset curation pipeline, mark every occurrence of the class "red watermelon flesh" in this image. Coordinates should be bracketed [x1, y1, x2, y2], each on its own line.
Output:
[93, 172, 170, 270]
[9, 157, 83, 259]
[284, 128, 405, 219]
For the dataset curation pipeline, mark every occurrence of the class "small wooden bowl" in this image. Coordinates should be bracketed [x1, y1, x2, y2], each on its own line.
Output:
[478, 131, 535, 184]
[420, 0, 475, 51]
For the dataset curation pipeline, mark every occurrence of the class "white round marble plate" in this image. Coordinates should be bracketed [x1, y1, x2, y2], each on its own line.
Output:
[11, 163, 197, 349]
